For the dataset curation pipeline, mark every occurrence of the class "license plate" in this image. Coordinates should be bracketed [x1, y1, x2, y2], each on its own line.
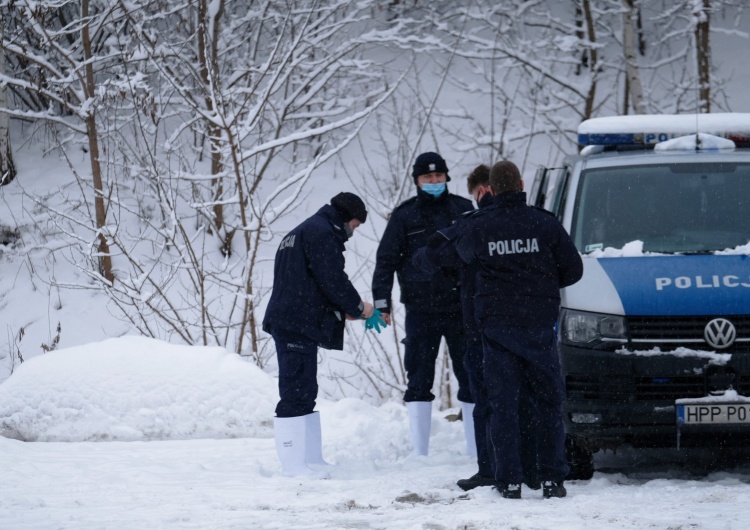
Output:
[676, 403, 750, 425]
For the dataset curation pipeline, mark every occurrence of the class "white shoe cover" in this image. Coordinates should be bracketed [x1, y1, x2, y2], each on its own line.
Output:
[406, 401, 432, 456]
[274, 416, 328, 478]
[305, 411, 331, 466]
[461, 401, 477, 457]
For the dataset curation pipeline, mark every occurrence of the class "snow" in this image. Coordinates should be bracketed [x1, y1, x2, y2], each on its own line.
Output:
[615, 346, 732, 365]
[716, 241, 750, 255]
[3, 336, 750, 529]
[587, 239, 750, 257]
[677, 389, 750, 404]
[0, 337, 277, 442]
[587, 240, 648, 257]
[654, 132, 737, 151]
[578, 113, 750, 136]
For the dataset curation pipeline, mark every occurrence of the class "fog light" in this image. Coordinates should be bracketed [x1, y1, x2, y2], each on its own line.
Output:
[570, 413, 602, 424]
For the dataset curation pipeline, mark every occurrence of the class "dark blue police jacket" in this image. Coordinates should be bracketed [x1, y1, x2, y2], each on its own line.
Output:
[262, 204, 364, 350]
[411, 193, 494, 338]
[454, 191, 583, 329]
[372, 188, 473, 314]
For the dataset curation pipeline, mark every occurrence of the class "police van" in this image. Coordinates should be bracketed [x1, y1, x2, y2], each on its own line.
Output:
[529, 114, 750, 479]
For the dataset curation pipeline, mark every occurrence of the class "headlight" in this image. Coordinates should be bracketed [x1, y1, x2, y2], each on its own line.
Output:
[561, 309, 627, 344]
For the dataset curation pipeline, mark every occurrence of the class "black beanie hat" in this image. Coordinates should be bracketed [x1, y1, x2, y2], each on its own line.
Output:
[412, 152, 451, 182]
[331, 192, 367, 223]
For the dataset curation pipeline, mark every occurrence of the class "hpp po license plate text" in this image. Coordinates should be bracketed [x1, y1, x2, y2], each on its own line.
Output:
[677, 403, 750, 425]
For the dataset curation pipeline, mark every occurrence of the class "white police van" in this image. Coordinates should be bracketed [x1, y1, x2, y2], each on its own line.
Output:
[530, 114, 750, 479]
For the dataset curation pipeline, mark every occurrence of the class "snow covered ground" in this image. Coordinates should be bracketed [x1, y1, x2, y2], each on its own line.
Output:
[2, 337, 750, 530]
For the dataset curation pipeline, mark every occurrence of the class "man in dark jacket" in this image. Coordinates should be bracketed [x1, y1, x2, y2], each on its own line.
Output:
[263, 192, 375, 477]
[454, 161, 583, 499]
[372, 152, 474, 456]
[413, 164, 539, 492]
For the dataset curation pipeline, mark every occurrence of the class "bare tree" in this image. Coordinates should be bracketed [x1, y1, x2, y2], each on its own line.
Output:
[623, 0, 647, 114]
[71, 0, 405, 355]
[81, 0, 114, 283]
[1, 0, 120, 280]
[0, 2, 16, 186]
[578, 0, 599, 120]
[695, 0, 712, 112]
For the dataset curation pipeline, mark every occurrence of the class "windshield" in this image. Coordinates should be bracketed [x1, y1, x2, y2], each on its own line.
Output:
[572, 162, 750, 254]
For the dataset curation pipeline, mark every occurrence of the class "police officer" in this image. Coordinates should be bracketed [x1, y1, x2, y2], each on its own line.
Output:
[263, 192, 377, 477]
[454, 161, 583, 499]
[372, 152, 474, 456]
[413, 164, 539, 491]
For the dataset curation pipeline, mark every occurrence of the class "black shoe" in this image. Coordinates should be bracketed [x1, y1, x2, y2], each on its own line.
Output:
[457, 473, 495, 491]
[542, 481, 567, 498]
[496, 483, 522, 499]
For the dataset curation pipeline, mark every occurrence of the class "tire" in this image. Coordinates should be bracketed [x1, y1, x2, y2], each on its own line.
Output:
[566, 434, 595, 480]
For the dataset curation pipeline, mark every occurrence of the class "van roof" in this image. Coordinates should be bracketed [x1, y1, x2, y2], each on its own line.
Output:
[577, 113, 750, 149]
[566, 145, 750, 170]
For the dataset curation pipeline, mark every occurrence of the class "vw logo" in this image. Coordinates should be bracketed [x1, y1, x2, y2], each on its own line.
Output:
[704, 318, 737, 350]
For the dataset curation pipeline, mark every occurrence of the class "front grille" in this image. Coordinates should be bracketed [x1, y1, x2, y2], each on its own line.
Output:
[567, 374, 736, 401]
[566, 315, 750, 403]
[566, 375, 631, 401]
[634, 376, 704, 400]
[628, 315, 750, 345]
[738, 375, 750, 395]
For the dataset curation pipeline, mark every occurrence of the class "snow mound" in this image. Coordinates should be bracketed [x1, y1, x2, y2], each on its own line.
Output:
[0, 336, 277, 442]
[587, 240, 648, 257]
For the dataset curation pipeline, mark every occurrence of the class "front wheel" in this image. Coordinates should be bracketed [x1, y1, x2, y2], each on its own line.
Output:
[566, 434, 595, 480]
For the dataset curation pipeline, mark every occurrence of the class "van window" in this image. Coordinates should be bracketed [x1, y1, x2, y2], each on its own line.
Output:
[550, 167, 570, 219]
[571, 162, 750, 253]
[529, 167, 548, 208]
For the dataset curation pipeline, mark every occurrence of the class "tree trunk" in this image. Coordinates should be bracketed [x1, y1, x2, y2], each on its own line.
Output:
[197, 0, 226, 239]
[0, 7, 17, 186]
[580, 0, 598, 120]
[623, 0, 646, 114]
[81, 0, 115, 283]
[695, 0, 711, 113]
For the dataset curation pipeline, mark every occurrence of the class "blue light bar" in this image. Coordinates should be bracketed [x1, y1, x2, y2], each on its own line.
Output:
[577, 132, 683, 146]
[577, 114, 750, 147]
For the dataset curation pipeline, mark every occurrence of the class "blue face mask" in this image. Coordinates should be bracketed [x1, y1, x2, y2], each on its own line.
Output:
[421, 183, 446, 197]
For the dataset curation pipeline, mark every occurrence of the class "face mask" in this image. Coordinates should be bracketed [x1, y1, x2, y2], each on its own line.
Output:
[421, 183, 446, 197]
[343, 222, 354, 239]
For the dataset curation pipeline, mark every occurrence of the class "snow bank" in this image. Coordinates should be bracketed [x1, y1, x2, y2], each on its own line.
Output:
[0, 336, 277, 442]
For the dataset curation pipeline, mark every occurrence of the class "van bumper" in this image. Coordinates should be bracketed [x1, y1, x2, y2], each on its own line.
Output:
[560, 343, 750, 449]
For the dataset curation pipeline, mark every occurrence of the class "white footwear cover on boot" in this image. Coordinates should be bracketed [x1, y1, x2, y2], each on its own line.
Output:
[304, 411, 331, 466]
[274, 416, 328, 478]
[406, 401, 432, 456]
[460, 401, 477, 457]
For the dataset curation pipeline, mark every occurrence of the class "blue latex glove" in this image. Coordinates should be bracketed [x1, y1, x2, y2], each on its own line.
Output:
[364, 309, 387, 333]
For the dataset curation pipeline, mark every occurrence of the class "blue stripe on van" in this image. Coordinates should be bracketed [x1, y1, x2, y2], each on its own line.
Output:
[597, 255, 750, 316]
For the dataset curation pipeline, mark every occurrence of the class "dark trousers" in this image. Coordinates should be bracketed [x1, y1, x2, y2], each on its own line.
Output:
[464, 338, 493, 477]
[403, 310, 472, 403]
[466, 336, 538, 482]
[482, 324, 568, 486]
[273, 331, 319, 418]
